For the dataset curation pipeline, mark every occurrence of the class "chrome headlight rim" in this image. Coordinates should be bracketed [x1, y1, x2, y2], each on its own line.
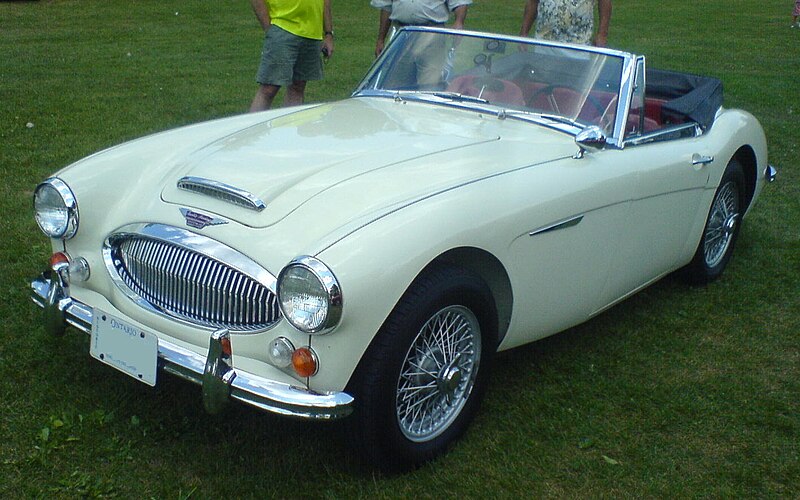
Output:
[33, 177, 79, 240]
[277, 255, 342, 335]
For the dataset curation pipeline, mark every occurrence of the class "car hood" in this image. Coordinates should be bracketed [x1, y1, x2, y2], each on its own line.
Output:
[160, 98, 575, 229]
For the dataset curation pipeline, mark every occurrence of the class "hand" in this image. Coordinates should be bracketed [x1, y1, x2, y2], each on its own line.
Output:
[322, 37, 334, 59]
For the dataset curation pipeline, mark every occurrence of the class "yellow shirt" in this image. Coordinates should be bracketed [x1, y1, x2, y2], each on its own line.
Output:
[268, 0, 324, 40]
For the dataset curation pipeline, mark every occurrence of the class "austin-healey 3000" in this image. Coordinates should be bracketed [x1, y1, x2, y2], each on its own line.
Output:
[31, 27, 775, 469]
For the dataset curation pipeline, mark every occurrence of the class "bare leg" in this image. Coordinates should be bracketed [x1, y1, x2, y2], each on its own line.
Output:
[285, 80, 307, 106]
[250, 84, 281, 112]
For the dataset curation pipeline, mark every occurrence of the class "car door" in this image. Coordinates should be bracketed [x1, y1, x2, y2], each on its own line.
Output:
[597, 60, 710, 311]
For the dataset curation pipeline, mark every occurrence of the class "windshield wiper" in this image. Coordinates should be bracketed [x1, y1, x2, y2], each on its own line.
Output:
[391, 90, 490, 105]
[497, 109, 583, 129]
[423, 91, 490, 104]
[358, 89, 583, 128]
[537, 113, 584, 128]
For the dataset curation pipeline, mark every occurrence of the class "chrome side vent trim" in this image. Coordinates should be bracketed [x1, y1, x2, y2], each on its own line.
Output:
[529, 215, 584, 237]
[177, 176, 267, 212]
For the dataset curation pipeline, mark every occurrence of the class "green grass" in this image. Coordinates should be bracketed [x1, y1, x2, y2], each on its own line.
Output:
[1, 0, 798, 497]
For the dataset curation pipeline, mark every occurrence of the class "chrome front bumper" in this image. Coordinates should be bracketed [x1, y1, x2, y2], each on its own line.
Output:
[30, 270, 354, 420]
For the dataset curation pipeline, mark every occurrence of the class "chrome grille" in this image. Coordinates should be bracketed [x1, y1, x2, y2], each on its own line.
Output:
[107, 230, 280, 332]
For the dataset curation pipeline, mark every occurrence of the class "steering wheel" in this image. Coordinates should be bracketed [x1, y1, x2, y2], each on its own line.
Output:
[527, 84, 606, 118]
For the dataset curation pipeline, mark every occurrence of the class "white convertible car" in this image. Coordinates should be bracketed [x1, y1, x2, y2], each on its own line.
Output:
[31, 28, 775, 469]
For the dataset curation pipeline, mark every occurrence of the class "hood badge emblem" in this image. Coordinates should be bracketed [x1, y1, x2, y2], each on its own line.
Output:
[180, 208, 228, 230]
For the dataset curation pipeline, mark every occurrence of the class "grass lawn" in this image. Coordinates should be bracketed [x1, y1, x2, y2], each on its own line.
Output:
[1, 0, 797, 497]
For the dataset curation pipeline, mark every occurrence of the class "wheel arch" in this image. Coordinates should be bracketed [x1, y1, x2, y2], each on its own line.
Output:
[342, 251, 504, 469]
[427, 247, 513, 346]
[733, 145, 758, 211]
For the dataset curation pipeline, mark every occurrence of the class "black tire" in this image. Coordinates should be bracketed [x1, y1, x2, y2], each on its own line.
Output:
[346, 263, 497, 472]
[687, 157, 746, 285]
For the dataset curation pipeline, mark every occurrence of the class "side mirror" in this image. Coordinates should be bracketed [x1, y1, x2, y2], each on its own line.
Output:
[574, 126, 607, 158]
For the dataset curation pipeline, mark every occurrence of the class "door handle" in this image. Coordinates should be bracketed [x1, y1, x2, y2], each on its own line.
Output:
[692, 153, 714, 166]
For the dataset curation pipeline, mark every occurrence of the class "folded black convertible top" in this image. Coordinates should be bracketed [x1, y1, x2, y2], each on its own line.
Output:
[646, 68, 723, 130]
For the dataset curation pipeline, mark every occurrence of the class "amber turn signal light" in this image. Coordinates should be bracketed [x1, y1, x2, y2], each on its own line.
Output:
[49, 252, 70, 269]
[292, 347, 318, 378]
[220, 336, 232, 357]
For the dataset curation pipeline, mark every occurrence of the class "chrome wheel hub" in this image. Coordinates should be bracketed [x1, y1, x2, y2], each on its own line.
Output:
[437, 362, 463, 401]
[396, 305, 481, 442]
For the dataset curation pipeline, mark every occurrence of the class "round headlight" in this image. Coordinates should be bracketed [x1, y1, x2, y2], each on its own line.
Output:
[278, 256, 342, 334]
[34, 178, 78, 239]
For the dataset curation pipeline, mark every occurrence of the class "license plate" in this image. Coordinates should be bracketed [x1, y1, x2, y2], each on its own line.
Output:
[91, 311, 158, 386]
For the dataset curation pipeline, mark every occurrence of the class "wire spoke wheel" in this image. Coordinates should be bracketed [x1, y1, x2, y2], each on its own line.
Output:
[687, 157, 745, 285]
[703, 180, 740, 268]
[396, 305, 482, 442]
[348, 264, 496, 470]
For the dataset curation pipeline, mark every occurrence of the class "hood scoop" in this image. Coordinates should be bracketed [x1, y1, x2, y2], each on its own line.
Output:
[177, 176, 266, 212]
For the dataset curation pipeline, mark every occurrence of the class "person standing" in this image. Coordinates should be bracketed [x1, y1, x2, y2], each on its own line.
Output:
[371, 0, 471, 58]
[519, 0, 612, 47]
[249, 0, 334, 111]
[793, 0, 800, 28]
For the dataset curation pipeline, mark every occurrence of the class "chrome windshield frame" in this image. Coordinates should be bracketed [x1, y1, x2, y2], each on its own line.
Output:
[352, 26, 640, 149]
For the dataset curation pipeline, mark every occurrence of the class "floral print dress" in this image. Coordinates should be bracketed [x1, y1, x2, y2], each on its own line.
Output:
[535, 0, 595, 45]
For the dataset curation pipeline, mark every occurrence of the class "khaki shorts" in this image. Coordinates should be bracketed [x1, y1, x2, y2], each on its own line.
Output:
[256, 25, 323, 86]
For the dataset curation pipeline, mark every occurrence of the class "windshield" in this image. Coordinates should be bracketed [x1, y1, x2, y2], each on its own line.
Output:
[356, 29, 626, 133]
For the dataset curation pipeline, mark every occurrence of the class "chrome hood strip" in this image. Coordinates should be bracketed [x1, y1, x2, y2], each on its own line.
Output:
[178, 176, 267, 211]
